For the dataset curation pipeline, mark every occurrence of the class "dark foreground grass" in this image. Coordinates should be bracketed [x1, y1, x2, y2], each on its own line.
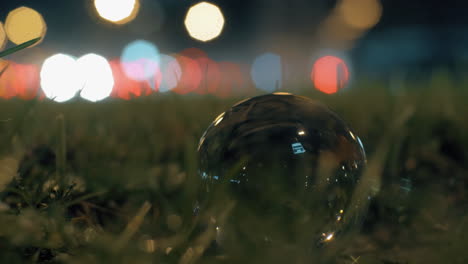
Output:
[0, 80, 467, 263]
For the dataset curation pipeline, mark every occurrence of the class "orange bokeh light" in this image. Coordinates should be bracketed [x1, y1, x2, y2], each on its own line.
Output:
[311, 56, 350, 94]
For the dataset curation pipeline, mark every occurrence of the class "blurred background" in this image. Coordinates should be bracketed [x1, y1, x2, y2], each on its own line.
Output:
[0, 0, 467, 100]
[0, 1, 468, 264]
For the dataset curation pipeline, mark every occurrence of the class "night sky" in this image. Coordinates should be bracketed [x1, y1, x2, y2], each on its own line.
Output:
[1, 0, 467, 77]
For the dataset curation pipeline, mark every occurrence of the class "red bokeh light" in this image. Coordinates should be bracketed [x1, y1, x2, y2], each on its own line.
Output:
[0, 52, 254, 101]
[311, 55, 350, 94]
[217, 62, 249, 98]
[171, 55, 202, 95]
[109, 59, 152, 100]
[195, 57, 221, 95]
[179, 47, 208, 60]
[0, 61, 40, 99]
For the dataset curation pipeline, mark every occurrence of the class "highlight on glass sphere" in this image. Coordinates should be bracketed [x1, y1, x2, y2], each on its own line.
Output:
[195, 93, 371, 261]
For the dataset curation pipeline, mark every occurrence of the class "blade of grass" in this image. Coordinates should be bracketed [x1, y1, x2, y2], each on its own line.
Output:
[56, 114, 67, 184]
[0, 37, 41, 58]
[114, 201, 152, 252]
[64, 190, 108, 207]
[0, 61, 10, 78]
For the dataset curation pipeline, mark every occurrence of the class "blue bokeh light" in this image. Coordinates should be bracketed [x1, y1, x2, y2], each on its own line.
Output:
[251, 53, 282, 92]
[158, 54, 182, 93]
[121, 39, 160, 81]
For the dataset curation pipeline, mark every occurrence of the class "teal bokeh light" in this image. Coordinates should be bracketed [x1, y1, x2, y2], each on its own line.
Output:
[121, 39, 160, 81]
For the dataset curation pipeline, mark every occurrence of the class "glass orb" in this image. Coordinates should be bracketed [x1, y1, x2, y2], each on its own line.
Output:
[196, 93, 368, 261]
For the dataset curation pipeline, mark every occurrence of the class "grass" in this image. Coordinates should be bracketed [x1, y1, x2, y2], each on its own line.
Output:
[0, 78, 467, 263]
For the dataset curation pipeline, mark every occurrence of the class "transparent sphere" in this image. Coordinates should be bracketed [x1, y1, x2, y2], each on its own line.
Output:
[196, 93, 368, 262]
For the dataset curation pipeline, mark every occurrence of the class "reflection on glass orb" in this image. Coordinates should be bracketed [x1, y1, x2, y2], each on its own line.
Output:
[197, 93, 368, 261]
[94, 0, 140, 25]
[5, 6, 46, 46]
[77, 54, 114, 102]
[251, 53, 282, 92]
[184, 2, 225, 42]
[0, 22, 6, 51]
[40, 54, 83, 103]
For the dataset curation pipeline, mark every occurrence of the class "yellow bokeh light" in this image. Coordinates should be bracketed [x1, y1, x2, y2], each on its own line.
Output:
[184, 2, 225, 42]
[5, 7, 46, 46]
[0, 22, 6, 51]
[94, 0, 140, 25]
[337, 0, 382, 30]
[317, 13, 365, 49]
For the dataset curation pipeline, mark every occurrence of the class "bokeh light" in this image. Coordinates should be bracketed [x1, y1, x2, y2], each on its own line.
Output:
[177, 48, 219, 95]
[337, 0, 382, 30]
[0, 22, 6, 51]
[77, 54, 114, 102]
[251, 53, 282, 92]
[195, 57, 221, 95]
[0, 66, 15, 99]
[40, 54, 84, 103]
[109, 59, 151, 100]
[180, 47, 209, 59]
[5, 7, 46, 46]
[172, 55, 202, 94]
[317, 0, 382, 50]
[121, 40, 160, 81]
[9, 62, 40, 100]
[154, 54, 181, 93]
[184, 2, 225, 42]
[218, 62, 248, 98]
[94, 0, 140, 25]
[318, 13, 365, 49]
[311, 55, 350, 94]
[0, 60, 16, 99]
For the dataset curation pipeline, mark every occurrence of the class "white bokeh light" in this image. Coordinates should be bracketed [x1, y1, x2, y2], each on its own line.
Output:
[77, 54, 114, 102]
[184, 2, 225, 42]
[40, 54, 84, 103]
[94, 0, 140, 24]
